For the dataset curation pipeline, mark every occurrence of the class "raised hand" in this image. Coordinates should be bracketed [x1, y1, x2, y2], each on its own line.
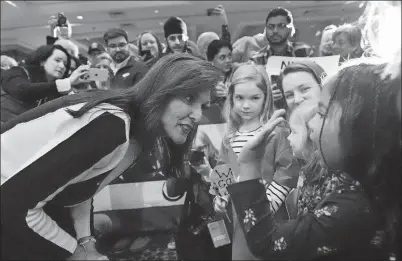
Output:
[237, 109, 286, 167]
[69, 65, 91, 86]
[211, 5, 228, 25]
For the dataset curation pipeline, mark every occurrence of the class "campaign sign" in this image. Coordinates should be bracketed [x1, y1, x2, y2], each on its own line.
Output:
[209, 164, 236, 197]
[266, 55, 340, 83]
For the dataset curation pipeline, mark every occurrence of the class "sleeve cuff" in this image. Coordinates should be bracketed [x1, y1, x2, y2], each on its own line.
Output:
[227, 179, 272, 232]
[55, 78, 72, 93]
[68, 239, 78, 254]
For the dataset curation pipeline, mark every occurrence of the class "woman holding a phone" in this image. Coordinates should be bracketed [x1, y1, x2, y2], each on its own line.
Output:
[207, 39, 233, 107]
[137, 31, 164, 67]
[1, 44, 91, 123]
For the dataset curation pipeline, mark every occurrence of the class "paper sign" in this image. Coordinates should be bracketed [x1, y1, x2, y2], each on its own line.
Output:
[209, 164, 236, 197]
[266, 55, 340, 80]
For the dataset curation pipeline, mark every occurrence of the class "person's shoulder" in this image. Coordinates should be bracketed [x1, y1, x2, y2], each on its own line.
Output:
[127, 57, 148, 72]
[291, 41, 314, 57]
[2, 66, 33, 81]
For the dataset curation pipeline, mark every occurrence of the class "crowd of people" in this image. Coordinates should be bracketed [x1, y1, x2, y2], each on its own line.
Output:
[1, 2, 401, 261]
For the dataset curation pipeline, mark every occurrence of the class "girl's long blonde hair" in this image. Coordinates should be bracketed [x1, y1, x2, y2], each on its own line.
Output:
[222, 64, 274, 147]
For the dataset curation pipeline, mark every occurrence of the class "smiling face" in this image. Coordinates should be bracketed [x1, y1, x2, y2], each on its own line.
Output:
[233, 81, 265, 125]
[282, 71, 321, 112]
[161, 90, 211, 144]
[141, 33, 159, 57]
[212, 47, 232, 73]
[308, 77, 343, 169]
[42, 49, 68, 81]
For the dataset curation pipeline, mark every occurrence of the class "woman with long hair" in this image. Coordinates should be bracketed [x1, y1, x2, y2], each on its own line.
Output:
[226, 58, 401, 260]
[1, 53, 221, 260]
[137, 31, 164, 67]
[1, 44, 91, 122]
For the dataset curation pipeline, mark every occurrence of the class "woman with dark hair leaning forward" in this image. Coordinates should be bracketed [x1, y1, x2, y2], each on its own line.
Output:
[1, 53, 221, 260]
[226, 58, 401, 260]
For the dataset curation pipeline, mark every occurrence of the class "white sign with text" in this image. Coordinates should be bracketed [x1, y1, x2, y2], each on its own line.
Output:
[266, 55, 340, 79]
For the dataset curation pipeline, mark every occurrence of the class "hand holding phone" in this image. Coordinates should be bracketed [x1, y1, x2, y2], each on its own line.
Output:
[190, 150, 205, 166]
[87, 68, 109, 82]
[207, 8, 215, 16]
[140, 50, 153, 62]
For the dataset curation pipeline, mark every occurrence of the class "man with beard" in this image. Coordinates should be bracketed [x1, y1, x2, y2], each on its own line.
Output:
[103, 28, 148, 89]
[249, 7, 313, 107]
[250, 7, 314, 65]
[163, 17, 200, 56]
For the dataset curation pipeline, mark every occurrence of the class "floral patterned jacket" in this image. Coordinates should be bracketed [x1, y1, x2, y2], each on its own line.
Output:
[227, 171, 392, 260]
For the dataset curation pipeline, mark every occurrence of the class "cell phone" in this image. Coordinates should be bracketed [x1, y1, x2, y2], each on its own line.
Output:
[207, 8, 215, 16]
[87, 68, 108, 82]
[270, 75, 279, 85]
[190, 150, 205, 166]
[140, 50, 153, 62]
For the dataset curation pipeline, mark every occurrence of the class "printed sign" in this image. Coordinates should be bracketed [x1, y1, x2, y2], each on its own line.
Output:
[266, 55, 340, 80]
[209, 164, 236, 197]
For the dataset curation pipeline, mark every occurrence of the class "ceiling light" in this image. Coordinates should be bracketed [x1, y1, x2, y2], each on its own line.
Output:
[154, 10, 159, 14]
[5, 1, 18, 7]
[77, 16, 83, 20]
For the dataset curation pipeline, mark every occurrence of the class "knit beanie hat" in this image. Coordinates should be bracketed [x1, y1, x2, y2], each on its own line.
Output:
[164, 17, 188, 38]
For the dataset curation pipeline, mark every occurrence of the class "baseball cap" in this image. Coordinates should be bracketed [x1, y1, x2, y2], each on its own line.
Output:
[88, 42, 106, 55]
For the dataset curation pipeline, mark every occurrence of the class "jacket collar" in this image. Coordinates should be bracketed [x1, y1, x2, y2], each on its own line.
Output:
[114, 56, 135, 73]
[262, 41, 294, 57]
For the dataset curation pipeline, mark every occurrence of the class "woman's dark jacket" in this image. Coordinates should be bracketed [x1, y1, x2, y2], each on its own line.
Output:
[1, 65, 64, 123]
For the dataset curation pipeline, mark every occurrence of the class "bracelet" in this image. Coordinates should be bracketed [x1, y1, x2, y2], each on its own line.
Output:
[78, 236, 96, 251]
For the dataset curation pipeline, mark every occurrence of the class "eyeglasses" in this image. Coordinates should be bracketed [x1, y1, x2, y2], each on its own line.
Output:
[108, 42, 127, 49]
[167, 34, 186, 42]
[266, 23, 288, 31]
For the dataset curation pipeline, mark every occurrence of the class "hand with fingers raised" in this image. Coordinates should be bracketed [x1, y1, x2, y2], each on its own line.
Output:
[237, 109, 286, 181]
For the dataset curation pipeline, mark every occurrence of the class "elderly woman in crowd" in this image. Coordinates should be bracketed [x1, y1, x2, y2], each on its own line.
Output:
[92, 52, 114, 90]
[1, 44, 90, 123]
[318, 24, 337, 56]
[1, 53, 221, 260]
[332, 23, 364, 63]
[226, 57, 401, 260]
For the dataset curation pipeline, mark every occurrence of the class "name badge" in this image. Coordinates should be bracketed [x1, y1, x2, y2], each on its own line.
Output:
[208, 219, 231, 248]
[122, 73, 130, 78]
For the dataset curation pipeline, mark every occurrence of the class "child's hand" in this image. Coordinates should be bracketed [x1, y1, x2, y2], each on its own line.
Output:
[213, 196, 228, 213]
[239, 110, 285, 162]
[237, 109, 286, 181]
[190, 157, 212, 182]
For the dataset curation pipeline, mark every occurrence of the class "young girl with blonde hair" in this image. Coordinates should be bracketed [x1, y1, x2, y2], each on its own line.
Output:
[212, 64, 300, 260]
